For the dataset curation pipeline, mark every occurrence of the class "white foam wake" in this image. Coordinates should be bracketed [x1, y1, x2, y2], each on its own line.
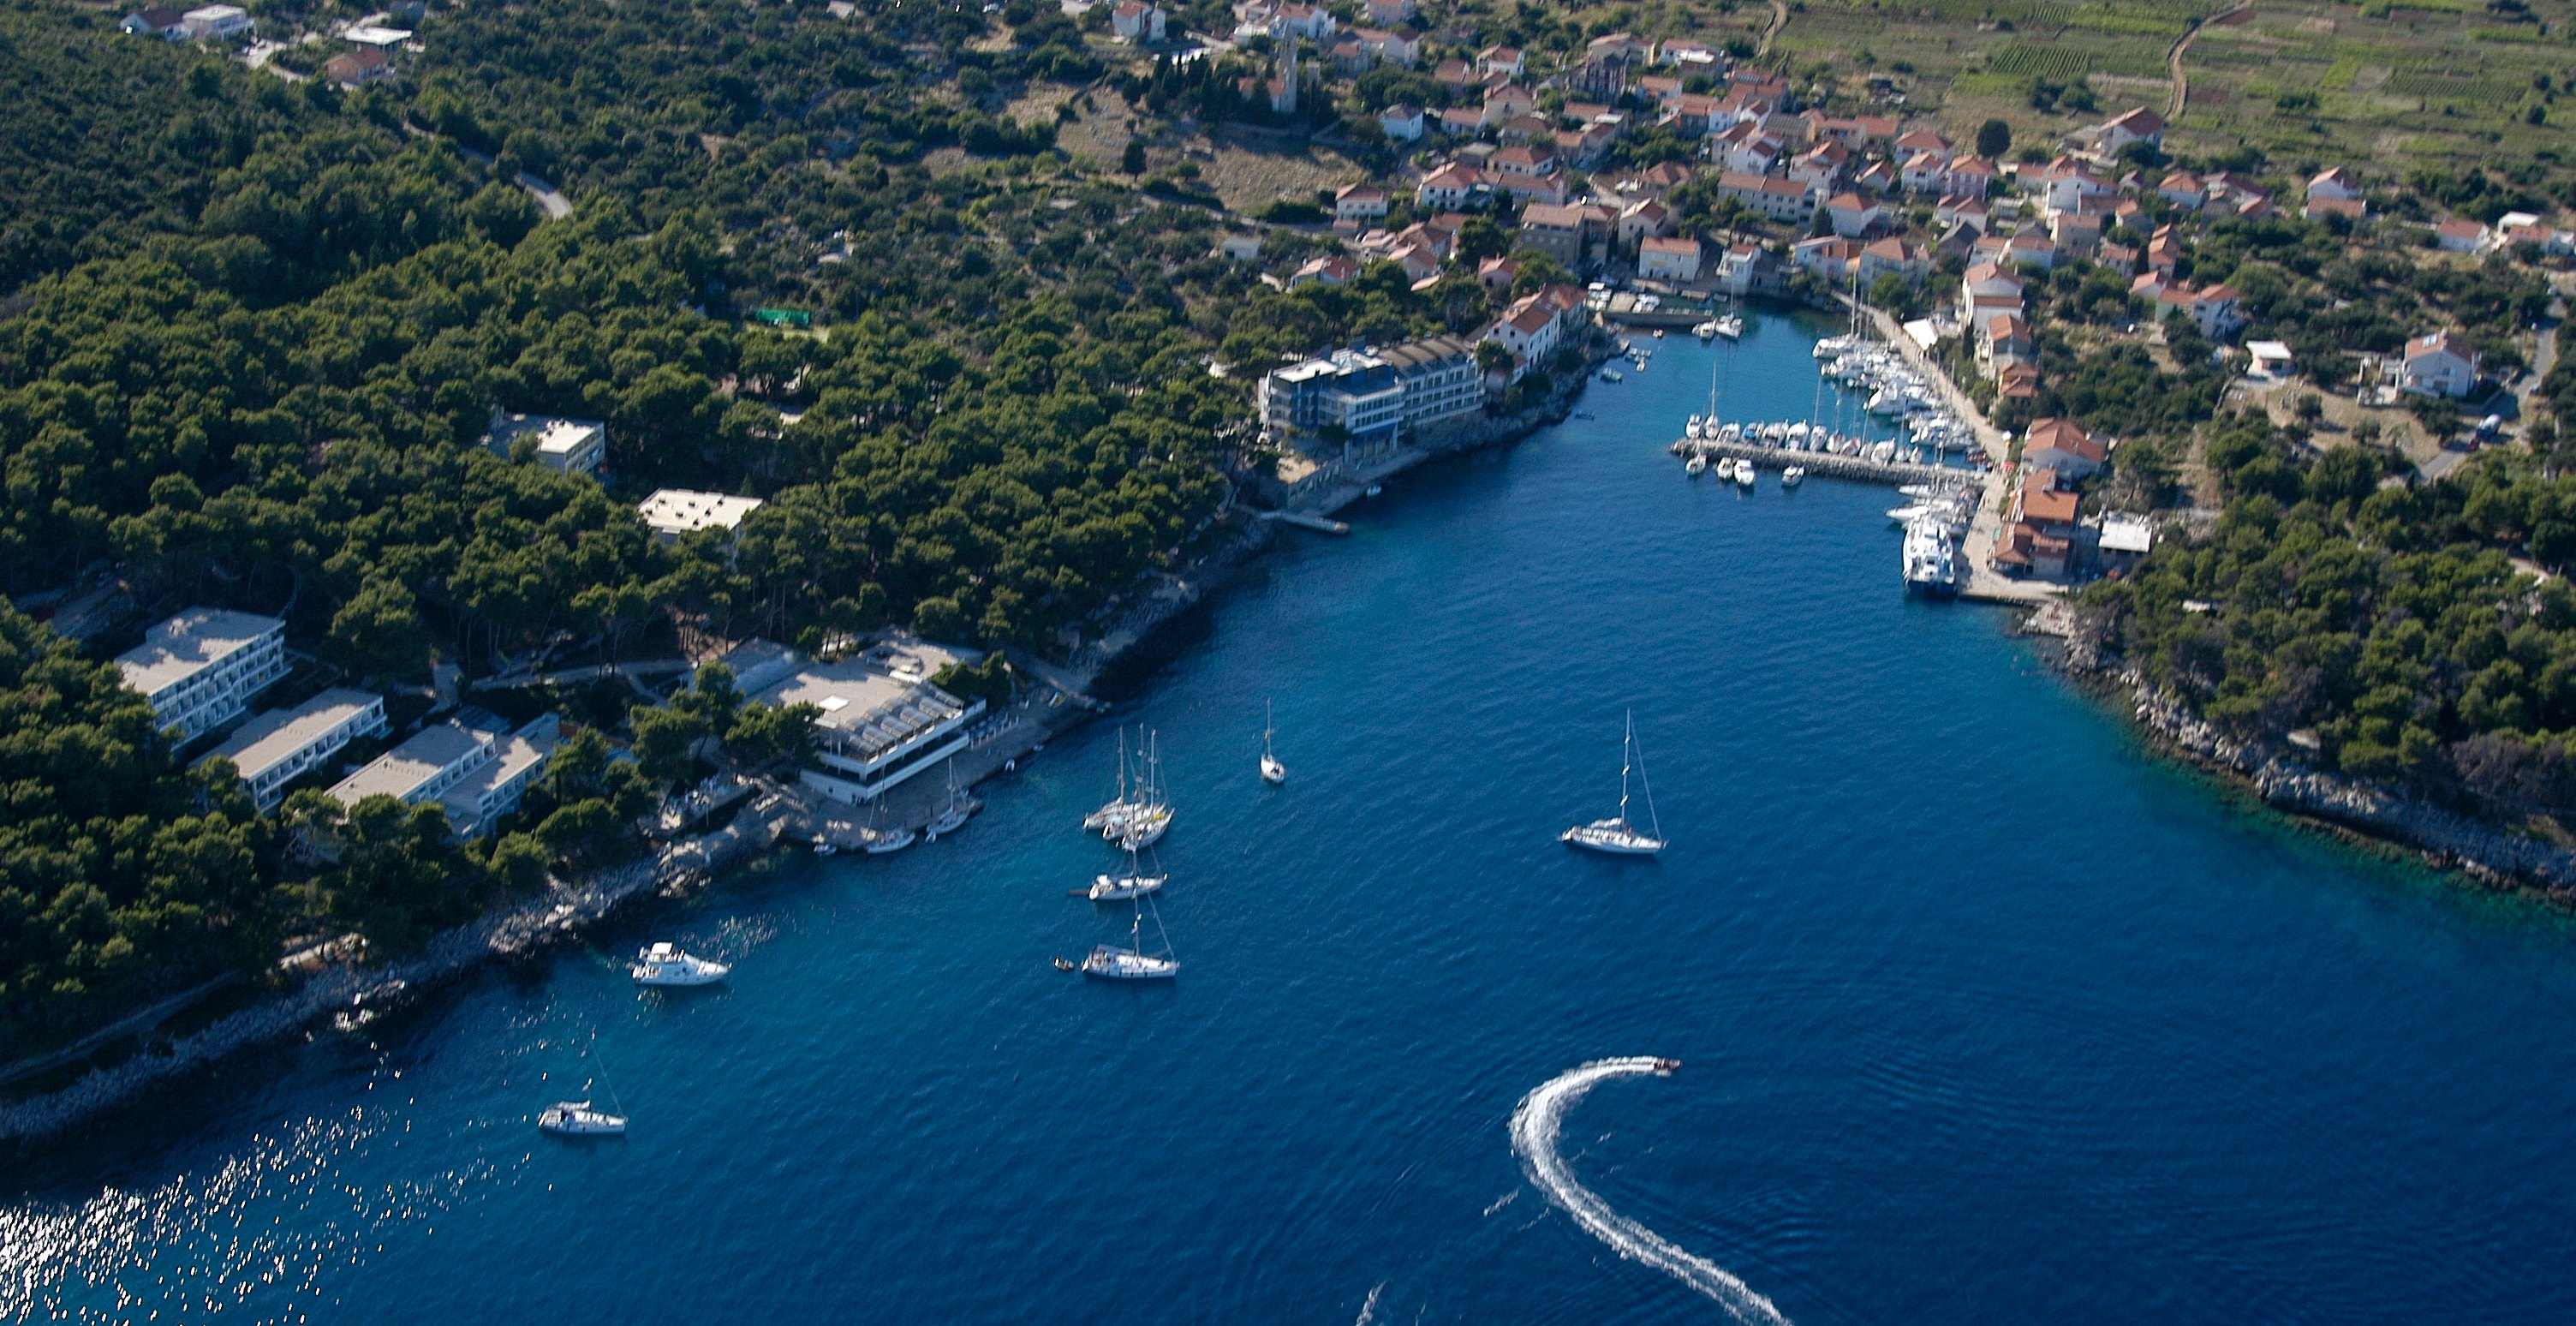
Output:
[1508, 1056, 1790, 1323]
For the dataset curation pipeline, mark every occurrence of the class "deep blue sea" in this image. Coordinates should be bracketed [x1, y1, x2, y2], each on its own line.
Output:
[11, 314, 2576, 1324]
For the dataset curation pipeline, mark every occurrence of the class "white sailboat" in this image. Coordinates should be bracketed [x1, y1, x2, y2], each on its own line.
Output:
[1083, 840, 1167, 901]
[1082, 896, 1179, 980]
[863, 794, 916, 854]
[540, 1040, 629, 1136]
[1561, 711, 1667, 856]
[923, 759, 974, 840]
[1685, 451, 1708, 477]
[1261, 701, 1286, 785]
[1112, 732, 1172, 849]
[1082, 729, 1140, 833]
[1781, 465, 1806, 487]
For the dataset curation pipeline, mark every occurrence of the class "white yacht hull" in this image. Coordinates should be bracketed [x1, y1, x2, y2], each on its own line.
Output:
[863, 828, 916, 855]
[539, 1102, 627, 1136]
[1561, 821, 1667, 856]
[1088, 874, 1167, 901]
[1082, 946, 1179, 980]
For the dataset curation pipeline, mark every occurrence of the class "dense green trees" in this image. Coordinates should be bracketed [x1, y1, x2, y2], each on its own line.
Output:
[0, 603, 269, 1046]
[2090, 414, 2576, 817]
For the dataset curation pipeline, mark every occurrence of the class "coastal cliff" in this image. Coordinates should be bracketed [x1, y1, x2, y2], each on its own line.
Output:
[2066, 627, 2576, 899]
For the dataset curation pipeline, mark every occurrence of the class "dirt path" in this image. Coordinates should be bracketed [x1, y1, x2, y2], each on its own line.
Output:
[2167, 1, 2251, 117]
[1759, 0, 1787, 57]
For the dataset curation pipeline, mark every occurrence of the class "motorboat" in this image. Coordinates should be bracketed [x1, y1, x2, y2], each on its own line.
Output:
[538, 1102, 627, 1137]
[1710, 314, 1744, 340]
[1782, 466, 1805, 487]
[1904, 519, 1963, 597]
[1653, 1059, 1682, 1075]
[1563, 711, 1667, 856]
[1685, 452, 1708, 477]
[810, 836, 837, 857]
[1732, 458, 1756, 487]
[1600, 367, 1624, 383]
[1694, 320, 1722, 340]
[631, 941, 729, 987]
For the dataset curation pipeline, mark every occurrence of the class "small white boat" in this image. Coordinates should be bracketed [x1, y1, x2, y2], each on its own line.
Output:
[1563, 711, 1667, 857]
[1694, 320, 1722, 340]
[1782, 466, 1806, 487]
[1685, 452, 1708, 477]
[631, 941, 729, 987]
[1732, 458, 1756, 487]
[810, 836, 838, 857]
[1260, 700, 1286, 785]
[538, 1101, 627, 1137]
[864, 826, 915, 855]
[1711, 314, 1744, 340]
[1600, 367, 1624, 383]
[1652, 328, 1665, 338]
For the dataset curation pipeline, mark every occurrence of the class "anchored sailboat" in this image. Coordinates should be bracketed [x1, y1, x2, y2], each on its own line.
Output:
[1082, 895, 1179, 980]
[1081, 839, 1167, 901]
[1261, 701, 1286, 785]
[540, 1038, 629, 1136]
[1083, 729, 1139, 833]
[1114, 732, 1172, 849]
[1561, 710, 1667, 856]
[924, 758, 974, 840]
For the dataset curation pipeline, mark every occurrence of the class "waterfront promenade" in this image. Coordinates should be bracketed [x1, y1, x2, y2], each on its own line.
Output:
[1849, 300, 2060, 607]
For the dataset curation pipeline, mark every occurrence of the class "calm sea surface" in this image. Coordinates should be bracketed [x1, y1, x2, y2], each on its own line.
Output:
[10, 315, 2576, 1324]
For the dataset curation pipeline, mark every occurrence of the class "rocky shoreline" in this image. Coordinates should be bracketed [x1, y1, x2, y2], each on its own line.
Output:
[0, 348, 1607, 1153]
[2060, 628, 2576, 903]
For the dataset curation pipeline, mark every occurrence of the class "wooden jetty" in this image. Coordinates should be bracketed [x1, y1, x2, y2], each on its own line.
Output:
[1669, 436, 1988, 490]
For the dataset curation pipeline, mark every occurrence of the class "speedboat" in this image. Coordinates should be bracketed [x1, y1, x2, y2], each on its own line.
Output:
[1782, 466, 1805, 487]
[538, 1102, 627, 1137]
[1601, 367, 1624, 383]
[1653, 1059, 1682, 1075]
[632, 941, 729, 987]
[1087, 870, 1166, 901]
[1082, 945, 1179, 980]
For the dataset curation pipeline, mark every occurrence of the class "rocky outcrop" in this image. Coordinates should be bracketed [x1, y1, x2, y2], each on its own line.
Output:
[2126, 680, 2576, 897]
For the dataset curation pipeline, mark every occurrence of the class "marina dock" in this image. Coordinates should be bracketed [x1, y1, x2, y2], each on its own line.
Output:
[1669, 436, 1985, 489]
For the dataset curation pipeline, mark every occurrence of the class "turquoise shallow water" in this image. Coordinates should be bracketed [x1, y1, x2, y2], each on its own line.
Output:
[10, 314, 2576, 1323]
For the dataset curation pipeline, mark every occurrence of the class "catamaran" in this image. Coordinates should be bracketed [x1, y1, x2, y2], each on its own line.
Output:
[630, 941, 729, 987]
[1562, 711, 1667, 856]
[1261, 701, 1286, 785]
[1083, 896, 1179, 980]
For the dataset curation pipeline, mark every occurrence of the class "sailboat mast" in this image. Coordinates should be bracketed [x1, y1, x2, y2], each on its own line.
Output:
[1617, 710, 1634, 824]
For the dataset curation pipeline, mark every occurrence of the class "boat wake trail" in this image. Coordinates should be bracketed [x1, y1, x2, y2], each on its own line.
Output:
[1508, 1057, 1790, 1323]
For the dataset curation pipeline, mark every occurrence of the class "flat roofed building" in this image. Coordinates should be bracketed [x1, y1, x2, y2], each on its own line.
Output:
[639, 489, 765, 542]
[328, 717, 558, 837]
[196, 688, 389, 809]
[741, 645, 986, 803]
[485, 409, 606, 475]
[181, 3, 252, 38]
[116, 607, 289, 744]
[1374, 335, 1483, 430]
